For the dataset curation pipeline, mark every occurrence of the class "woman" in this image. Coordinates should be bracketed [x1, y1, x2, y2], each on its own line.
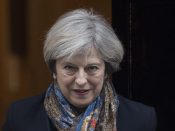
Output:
[3, 9, 157, 131]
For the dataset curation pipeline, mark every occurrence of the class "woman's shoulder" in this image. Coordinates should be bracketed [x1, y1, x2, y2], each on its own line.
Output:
[6, 93, 46, 120]
[117, 95, 157, 131]
[5, 93, 45, 122]
[3, 93, 48, 131]
[10, 93, 45, 110]
[118, 95, 154, 111]
[117, 95, 156, 119]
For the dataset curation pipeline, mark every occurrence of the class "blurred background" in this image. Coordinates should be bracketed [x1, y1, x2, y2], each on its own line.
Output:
[0, 0, 175, 131]
[0, 0, 112, 128]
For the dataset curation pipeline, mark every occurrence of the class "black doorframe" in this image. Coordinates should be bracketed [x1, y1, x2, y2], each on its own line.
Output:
[112, 0, 175, 131]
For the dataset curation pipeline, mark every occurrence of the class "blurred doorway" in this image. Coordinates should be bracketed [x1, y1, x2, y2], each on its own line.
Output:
[112, 0, 175, 130]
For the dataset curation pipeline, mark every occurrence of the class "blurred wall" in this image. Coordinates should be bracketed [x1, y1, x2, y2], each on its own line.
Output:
[0, 0, 111, 127]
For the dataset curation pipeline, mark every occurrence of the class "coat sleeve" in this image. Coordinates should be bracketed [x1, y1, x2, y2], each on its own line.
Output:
[2, 104, 15, 131]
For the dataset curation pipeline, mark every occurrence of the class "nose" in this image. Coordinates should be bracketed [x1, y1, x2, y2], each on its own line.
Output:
[75, 69, 87, 86]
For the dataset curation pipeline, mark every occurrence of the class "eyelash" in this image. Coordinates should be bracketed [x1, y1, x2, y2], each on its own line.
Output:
[86, 66, 98, 72]
[64, 65, 76, 70]
[63, 64, 99, 74]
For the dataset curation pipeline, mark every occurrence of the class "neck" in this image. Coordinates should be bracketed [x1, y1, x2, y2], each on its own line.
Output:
[70, 104, 86, 115]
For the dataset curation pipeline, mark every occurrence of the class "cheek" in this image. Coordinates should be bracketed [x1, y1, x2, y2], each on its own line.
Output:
[57, 77, 73, 87]
[89, 74, 105, 88]
[56, 72, 75, 87]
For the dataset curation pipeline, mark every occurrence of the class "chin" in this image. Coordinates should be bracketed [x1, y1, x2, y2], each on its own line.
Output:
[73, 103, 89, 108]
[69, 97, 96, 108]
[71, 100, 91, 108]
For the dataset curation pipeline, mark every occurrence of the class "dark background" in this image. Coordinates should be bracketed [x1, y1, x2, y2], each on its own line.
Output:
[112, 0, 175, 131]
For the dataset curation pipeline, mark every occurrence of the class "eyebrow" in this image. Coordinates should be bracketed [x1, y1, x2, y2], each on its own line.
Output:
[86, 63, 102, 66]
[62, 62, 76, 66]
[62, 61, 102, 66]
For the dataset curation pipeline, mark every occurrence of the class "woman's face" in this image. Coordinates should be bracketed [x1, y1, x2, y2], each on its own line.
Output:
[55, 48, 105, 108]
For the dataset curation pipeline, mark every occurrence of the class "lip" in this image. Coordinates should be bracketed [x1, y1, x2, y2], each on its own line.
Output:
[73, 89, 90, 96]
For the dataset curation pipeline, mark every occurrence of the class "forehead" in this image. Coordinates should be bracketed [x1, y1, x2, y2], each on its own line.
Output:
[62, 47, 103, 64]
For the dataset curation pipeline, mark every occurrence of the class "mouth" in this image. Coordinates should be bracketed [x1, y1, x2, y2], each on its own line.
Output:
[73, 89, 90, 96]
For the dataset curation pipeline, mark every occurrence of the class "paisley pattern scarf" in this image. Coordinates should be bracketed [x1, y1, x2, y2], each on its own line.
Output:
[44, 81, 119, 131]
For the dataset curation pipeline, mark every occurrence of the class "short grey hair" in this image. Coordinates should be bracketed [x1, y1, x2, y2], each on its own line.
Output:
[43, 9, 124, 74]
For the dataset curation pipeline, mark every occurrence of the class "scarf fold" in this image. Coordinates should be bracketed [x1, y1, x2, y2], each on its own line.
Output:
[44, 81, 119, 131]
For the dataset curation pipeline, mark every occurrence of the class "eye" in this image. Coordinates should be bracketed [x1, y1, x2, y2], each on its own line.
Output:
[86, 65, 99, 73]
[64, 65, 77, 74]
[64, 65, 73, 70]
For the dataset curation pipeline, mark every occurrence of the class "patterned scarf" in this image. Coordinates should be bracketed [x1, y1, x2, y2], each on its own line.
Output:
[44, 81, 119, 131]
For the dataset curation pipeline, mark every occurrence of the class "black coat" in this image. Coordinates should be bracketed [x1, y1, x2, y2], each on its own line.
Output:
[3, 93, 157, 131]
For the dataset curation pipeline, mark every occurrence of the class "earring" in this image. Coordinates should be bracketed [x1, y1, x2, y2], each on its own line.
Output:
[53, 73, 56, 79]
[52, 73, 58, 85]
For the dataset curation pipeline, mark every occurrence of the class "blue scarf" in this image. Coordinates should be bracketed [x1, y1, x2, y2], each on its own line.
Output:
[44, 82, 119, 130]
